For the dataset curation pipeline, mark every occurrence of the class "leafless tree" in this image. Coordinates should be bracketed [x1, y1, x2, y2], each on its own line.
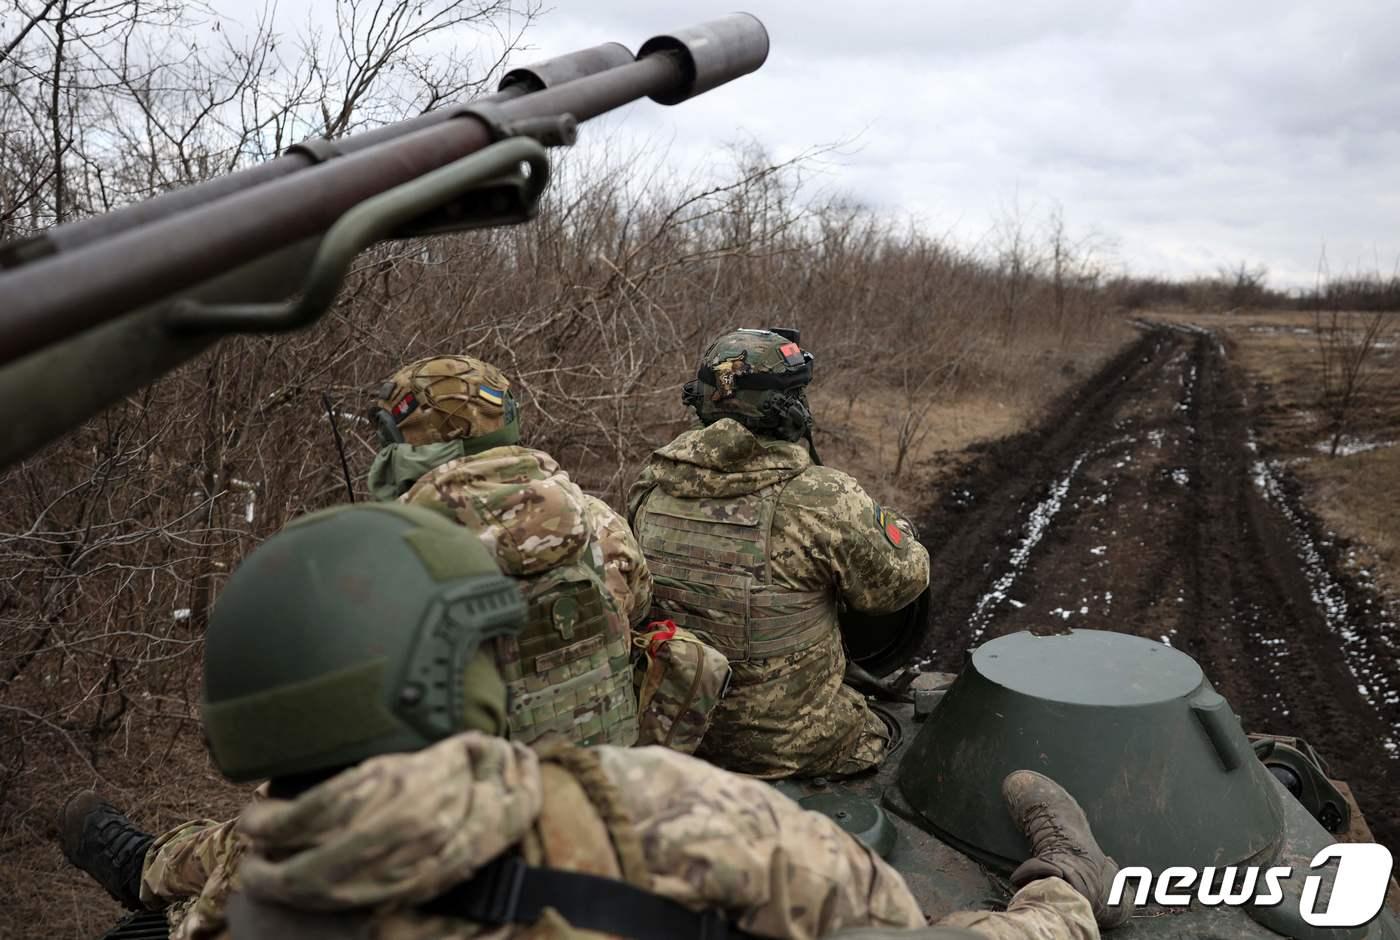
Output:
[1315, 306, 1394, 457]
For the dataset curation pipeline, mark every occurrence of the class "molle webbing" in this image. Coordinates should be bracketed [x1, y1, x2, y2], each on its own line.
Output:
[637, 488, 831, 662]
[495, 567, 637, 746]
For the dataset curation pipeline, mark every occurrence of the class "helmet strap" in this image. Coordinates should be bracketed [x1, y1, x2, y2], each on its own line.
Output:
[804, 428, 823, 466]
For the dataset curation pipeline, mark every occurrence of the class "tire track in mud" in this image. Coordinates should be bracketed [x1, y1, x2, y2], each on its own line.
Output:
[917, 325, 1400, 854]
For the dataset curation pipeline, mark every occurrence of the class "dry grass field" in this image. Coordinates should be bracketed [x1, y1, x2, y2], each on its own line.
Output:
[810, 328, 1132, 514]
[1189, 309, 1400, 597]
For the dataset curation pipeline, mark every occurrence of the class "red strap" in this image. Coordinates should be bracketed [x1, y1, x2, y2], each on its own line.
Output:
[644, 618, 678, 655]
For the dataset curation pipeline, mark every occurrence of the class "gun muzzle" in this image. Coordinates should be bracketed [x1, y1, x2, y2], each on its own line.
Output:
[499, 42, 635, 93]
[638, 13, 770, 105]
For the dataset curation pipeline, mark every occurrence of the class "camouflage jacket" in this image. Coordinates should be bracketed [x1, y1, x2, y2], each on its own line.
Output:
[626, 419, 929, 777]
[142, 732, 924, 940]
[627, 420, 927, 616]
[397, 445, 649, 745]
[389, 443, 651, 625]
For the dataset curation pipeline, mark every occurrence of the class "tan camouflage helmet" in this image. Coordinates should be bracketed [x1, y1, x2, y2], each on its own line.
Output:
[373, 356, 520, 447]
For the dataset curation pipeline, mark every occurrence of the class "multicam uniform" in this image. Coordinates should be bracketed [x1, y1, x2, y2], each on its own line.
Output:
[367, 356, 650, 747]
[116, 502, 1098, 940]
[138, 359, 653, 937]
[139, 734, 1097, 940]
[629, 417, 929, 778]
[396, 445, 646, 747]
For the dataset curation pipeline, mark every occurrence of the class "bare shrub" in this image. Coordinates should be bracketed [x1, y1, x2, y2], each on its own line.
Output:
[1315, 309, 1395, 458]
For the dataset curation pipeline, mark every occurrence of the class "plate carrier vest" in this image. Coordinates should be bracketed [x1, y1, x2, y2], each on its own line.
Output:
[634, 484, 834, 663]
[495, 561, 638, 746]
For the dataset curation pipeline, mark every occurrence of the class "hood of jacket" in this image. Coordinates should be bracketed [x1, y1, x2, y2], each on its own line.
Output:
[235, 732, 542, 911]
[642, 419, 811, 499]
[398, 445, 592, 577]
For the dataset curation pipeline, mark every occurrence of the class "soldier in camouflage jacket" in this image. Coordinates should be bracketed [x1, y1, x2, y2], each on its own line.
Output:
[61, 505, 1119, 940]
[369, 355, 650, 747]
[628, 329, 929, 778]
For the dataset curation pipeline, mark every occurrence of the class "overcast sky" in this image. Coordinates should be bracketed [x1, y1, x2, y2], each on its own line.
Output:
[511, 1, 1400, 289]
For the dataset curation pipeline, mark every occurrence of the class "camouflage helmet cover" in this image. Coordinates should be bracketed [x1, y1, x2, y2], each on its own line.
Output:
[683, 328, 816, 442]
[374, 356, 520, 447]
[201, 502, 525, 783]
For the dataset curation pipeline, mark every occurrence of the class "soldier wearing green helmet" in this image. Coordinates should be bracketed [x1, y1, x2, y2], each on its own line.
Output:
[629, 328, 932, 779]
[57, 502, 1127, 940]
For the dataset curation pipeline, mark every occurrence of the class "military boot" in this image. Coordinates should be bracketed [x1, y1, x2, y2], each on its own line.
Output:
[1001, 770, 1134, 928]
[59, 790, 154, 910]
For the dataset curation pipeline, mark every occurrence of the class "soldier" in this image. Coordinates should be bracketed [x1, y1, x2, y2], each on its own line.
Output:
[60, 504, 1131, 940]
[367, 354, 649, 747]
[628, 328, 930, 778]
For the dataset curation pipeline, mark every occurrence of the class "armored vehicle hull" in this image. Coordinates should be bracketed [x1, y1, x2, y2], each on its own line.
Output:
[786, 628, 1400, 939]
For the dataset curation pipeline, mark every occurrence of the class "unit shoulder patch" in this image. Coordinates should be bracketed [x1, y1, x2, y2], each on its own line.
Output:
[873, 502, 904, 548]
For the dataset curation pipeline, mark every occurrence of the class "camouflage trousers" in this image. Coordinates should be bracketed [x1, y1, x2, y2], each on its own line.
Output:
[141, 817, 244, 940]
[830, 878, 1098, 940]
[696, 629, 889, 778]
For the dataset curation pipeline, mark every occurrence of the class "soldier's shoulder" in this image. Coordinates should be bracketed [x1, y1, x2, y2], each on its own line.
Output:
[778, 465, 871, 512]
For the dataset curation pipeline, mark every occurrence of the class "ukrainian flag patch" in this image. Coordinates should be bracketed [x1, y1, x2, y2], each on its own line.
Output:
[478, 386, 505, 406]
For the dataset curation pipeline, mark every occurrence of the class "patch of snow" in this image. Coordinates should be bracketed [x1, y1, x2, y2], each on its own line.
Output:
[1251, 453, 1400, 759]
[173, 609, 192, 621]
[965, 453, 1089, 643]
[1170, 468, 1190, 486]
[1312, 436, 1398, 457]
[1090, 545, 1107, 556]
[1176, 362, 1198, 413]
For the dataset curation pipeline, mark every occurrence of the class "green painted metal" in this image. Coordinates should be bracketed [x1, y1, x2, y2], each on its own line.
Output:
[798, 792, 898, 859]
[166, 138, 550, 335]
[896, 629, 1285, 873]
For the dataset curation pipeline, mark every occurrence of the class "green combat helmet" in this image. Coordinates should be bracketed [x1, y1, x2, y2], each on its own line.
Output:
[683, 328, 816, 443]
[202, 503, 526, 783]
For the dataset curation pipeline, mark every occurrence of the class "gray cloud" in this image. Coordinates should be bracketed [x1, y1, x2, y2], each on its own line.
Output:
[516, 1, 1400, 287]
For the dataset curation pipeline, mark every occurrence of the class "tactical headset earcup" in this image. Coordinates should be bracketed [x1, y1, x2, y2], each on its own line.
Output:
[682, 380, 704, 412]
[371, 408, 405, 446]
[756, 392, 812, 442]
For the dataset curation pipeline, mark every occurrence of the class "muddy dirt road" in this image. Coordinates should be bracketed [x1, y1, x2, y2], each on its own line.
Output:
[918, 325, 1400, 853]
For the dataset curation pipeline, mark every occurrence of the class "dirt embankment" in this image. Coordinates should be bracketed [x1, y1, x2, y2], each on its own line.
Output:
[917, 324, 1400, 854]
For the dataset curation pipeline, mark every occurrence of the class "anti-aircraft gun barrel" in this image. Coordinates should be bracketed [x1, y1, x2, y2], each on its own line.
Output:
[0, 43, 637, 266]
[0, 13, 769, 469]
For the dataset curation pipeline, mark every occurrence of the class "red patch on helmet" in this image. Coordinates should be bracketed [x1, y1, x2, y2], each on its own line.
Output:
[779, 342, 804, 366]
[391, 392, 419, 421]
